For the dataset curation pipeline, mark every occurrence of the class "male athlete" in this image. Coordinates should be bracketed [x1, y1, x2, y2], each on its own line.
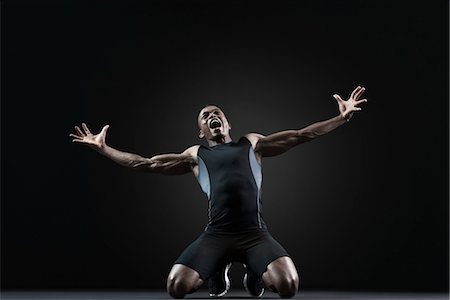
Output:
[70, 86, 367, 298]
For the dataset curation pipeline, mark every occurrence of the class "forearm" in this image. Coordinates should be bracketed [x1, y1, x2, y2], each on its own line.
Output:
[297, 114, 347, 141]
[96, 144, 151, 170]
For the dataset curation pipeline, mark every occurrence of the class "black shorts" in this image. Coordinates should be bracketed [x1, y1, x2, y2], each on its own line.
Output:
[174, 229, 290, 280]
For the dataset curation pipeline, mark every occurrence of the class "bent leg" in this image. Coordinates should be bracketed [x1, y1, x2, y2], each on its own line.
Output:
[262, 256, 299, 298]
[167, 264, 204, 299]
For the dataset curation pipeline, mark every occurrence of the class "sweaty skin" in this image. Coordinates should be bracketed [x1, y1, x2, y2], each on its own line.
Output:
[70, 86, 367, 298]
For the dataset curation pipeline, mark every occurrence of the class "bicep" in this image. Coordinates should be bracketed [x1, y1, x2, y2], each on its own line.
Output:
[254, 130, 303, 157]
[146, 152, 197, 175]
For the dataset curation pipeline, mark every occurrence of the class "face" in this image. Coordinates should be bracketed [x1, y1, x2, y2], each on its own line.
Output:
[197, 105, 231, 141]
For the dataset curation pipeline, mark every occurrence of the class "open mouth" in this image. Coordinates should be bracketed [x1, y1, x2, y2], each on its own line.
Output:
[209, 118, 222, 129]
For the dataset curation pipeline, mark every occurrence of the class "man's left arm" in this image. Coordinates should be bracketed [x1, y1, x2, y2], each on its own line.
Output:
[247, 86, 367, 157]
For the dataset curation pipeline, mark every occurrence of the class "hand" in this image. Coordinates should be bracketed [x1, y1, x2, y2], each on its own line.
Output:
[333, 86, 368, 121]
[69, 122, 110, 151]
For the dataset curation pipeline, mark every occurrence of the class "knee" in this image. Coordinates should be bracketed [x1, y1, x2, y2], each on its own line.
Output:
[166, 264, 204, 299]
[166, 275, 190, 299]
[277, 274, 299, 298]
[265, 256, 300, 298]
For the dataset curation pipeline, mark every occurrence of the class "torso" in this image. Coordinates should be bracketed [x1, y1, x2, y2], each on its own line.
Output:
[193, 136, 267, 232]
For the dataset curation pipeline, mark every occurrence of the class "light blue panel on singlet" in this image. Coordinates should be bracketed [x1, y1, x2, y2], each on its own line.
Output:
[196, 156, 211, 200]
[248, 148, 262, 190]
[248, 148, 262, 227]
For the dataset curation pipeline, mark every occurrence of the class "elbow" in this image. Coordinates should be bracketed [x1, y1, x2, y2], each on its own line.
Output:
[295, 130, 317, 142]
[128, 158, 155, 172]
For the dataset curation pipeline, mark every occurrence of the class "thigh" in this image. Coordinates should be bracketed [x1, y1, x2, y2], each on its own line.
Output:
[174, 231, 230, 280]
[243, 231, 290, 276]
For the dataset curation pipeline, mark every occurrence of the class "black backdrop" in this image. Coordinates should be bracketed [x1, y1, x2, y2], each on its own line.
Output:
[2, 0, 448, 292]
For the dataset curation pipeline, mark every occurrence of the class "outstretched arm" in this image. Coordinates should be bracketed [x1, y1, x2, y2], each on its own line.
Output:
[248, 86, 367, 157]
[69, 123, 198, 175]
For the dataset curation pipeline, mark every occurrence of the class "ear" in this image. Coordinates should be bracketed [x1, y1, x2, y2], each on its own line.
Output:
[199, 130, 205, 139]
[228, 122, 232, 130]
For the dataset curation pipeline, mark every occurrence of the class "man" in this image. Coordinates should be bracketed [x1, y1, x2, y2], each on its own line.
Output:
[70, 86, 367, 298]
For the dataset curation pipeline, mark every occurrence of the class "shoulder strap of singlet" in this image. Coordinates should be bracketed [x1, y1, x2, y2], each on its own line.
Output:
[238, 136, 251, 145]
[199, 138, 251, 151]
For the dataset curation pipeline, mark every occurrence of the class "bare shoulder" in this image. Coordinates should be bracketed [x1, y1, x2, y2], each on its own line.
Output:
[182, 145, 201, 159]
[244, 133, 266, 149]
[182, 145, 200, 176]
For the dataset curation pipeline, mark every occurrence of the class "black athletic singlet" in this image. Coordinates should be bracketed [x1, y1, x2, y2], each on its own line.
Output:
[196, 136, 267, 232]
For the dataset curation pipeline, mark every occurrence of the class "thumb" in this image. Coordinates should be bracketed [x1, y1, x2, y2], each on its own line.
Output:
[99, 125, 110, 141]
[98, 125, 110, 146]
[101, 124, 110, 135]
[333, 94, 344, 102]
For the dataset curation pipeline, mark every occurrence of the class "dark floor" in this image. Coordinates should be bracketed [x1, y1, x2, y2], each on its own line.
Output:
[0, 290, 448, 300]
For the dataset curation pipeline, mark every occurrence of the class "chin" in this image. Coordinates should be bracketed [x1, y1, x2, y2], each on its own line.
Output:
[210, 128, 223, 135]
[212, 133, 224, 138]
[210, 132, 225, 140]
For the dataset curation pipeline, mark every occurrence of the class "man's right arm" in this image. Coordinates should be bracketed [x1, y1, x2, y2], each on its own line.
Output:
[99, 145, 198, 175]
[69, 123, 198, 175]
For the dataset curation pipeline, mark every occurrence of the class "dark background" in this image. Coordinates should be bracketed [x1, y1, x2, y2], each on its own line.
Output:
[2, 0, 448, 292]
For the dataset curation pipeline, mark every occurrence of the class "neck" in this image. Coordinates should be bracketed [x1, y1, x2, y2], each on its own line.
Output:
[207, 135, 233, 147]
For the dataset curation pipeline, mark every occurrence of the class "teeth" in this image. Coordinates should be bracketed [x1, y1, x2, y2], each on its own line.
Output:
[209, 119, 221, 128]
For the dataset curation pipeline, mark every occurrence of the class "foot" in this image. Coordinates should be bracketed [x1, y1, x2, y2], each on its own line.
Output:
[243, 270, 265, 298]
[208, 263, 232, 298]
